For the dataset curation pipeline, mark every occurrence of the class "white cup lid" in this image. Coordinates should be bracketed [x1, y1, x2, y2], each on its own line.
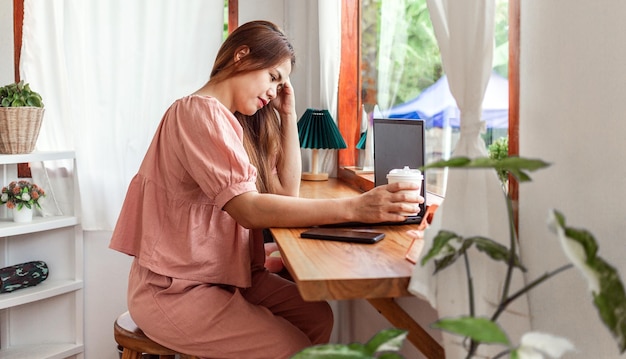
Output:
[387, 165, 423, 179]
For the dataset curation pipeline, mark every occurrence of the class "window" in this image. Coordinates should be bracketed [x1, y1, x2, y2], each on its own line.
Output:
[339, 0, 519, 200]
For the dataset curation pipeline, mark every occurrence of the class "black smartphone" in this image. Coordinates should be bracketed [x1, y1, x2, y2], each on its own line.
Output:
[300, 228, 385, 244]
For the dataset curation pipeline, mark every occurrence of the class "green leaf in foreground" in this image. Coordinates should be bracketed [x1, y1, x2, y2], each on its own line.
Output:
[422, 156, 550, 183]
[472, 236, 526, 271]
[550, 210, 626, 353]
[363, 328, 408, 354]
[420, 231, 525, 273]
[420, 230, 470, 274]
[432, 316, 510, 345]
[291, 328, 408, 358]
[291, 344, 370, 358]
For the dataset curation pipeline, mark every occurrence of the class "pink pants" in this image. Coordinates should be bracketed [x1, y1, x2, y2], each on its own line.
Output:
[127, 259, 333, 359]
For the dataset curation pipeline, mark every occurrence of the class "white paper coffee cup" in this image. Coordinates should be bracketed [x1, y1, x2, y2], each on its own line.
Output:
[387, 166, 423, 216]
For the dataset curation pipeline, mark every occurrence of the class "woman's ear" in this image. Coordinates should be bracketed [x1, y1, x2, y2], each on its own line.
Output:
[234, 46, 250, 62]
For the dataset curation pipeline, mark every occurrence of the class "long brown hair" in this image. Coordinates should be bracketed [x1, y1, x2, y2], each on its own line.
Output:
[209, 21, 296, 193]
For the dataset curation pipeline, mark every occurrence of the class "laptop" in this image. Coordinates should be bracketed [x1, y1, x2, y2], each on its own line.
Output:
[323, 118, 426, 228]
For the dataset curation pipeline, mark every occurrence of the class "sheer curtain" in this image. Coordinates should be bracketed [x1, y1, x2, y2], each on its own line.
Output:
[314, 0, 348, 344]
[311, 0, 342, 177]
[20, 0, 223, 230]
[408, 0, 531, 357]
[376, 0, 408, 112]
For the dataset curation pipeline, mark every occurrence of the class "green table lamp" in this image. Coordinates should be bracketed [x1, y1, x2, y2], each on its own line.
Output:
[297, 108, 347, 181]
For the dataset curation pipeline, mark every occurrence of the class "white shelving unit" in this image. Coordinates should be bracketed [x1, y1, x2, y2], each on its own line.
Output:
[0, 151, 83, 359]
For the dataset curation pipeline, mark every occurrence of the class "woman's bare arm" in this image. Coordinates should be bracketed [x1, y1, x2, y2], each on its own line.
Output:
[269, 79, 301, 196]
[223, 182, 423, 229]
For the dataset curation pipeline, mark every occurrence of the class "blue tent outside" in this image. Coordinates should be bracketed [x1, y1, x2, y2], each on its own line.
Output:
[385, 71, 509, 129]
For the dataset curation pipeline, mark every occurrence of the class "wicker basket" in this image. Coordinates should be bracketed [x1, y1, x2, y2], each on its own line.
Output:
[0, 107, 44, 154]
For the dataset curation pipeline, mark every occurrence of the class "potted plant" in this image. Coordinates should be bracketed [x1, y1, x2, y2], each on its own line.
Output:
[0, 81, 45, 154]
[418, 156, 626, 358]
[488, 136, 509, 186]
[293, 155, 626, 359]
[1, 180, 46, 223]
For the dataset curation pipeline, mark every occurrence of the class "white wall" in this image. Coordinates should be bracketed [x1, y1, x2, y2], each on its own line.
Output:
[84, 231, 132, 358]
[519, 1, 626, 358]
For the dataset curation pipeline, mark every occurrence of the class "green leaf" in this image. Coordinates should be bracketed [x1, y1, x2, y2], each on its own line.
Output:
[432, 240, 473, 274]
[26, 95, 43, 107]
[421, 157, 471, 170]
[420, 230, 459, 265]
[291, 344, 370, 358]
[471, 236, 526, 271]
[377, 354, 405, 359]
[421, 156, 550, 183]
[551, 210, 626, 353]
[291, 329, 407, 358]
[432, 316, 510, 345]
[421, 231, 524, 274]
[488, 137, 509, 161]
[364, 328, 408, 354]
[420, 231, 480, 274]
[592, 263, 626, 354]
[11, 99, 25, 107]
[498, 156, 550, 172]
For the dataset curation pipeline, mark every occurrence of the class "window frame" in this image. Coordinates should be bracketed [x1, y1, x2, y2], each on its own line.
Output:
[336, 0, 520, 205]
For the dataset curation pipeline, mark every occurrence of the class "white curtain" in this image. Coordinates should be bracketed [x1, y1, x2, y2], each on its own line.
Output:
[315, 0, 348, 344]
[313, 0, 342, 177]
[408, 0, 531, 357]
[376, 0, 408, 112]
[20, 0, 223, 230]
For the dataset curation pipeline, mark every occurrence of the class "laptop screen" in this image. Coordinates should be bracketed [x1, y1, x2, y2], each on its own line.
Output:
[373, 118, 426, 215]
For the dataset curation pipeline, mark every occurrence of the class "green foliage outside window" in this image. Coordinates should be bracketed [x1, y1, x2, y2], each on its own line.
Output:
[361, 0, 509, 109]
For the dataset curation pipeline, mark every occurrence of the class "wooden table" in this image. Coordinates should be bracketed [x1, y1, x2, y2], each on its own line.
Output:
[269, 179, 444, 359]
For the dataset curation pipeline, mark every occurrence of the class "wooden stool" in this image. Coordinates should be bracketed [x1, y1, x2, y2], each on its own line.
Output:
[114, 311, 199, 359]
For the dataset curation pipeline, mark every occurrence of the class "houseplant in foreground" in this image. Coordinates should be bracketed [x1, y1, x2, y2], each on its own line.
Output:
[0, 81, 45, 154]
[419, 156, 626, 358]
[292, 328, 408, 358]
[293, 155, 626, 359]
[1, 180, 46, 222]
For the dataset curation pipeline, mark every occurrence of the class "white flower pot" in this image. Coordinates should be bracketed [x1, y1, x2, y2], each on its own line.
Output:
[12, 206, 33, 223]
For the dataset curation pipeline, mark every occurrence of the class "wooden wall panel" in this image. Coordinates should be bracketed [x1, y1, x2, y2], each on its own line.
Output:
[337, 0, 360, 167]
[13, 0, 23, 83]
[13, 0, 31, 178]
[509, 0, 520, 225]
[228, 0, 238, 34]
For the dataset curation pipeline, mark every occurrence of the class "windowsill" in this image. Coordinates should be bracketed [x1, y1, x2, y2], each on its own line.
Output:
[337, 166, 375, 192]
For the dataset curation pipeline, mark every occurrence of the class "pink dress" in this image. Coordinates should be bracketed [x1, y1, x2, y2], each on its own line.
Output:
[110, 96, 332, 358]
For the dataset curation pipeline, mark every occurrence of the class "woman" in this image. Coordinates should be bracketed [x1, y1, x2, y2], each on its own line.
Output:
[110, 20, 423, 359]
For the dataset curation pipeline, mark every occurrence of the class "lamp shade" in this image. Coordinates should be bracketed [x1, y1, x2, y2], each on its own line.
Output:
[356, 130, 367, 150]
[297, 109, 347, 149]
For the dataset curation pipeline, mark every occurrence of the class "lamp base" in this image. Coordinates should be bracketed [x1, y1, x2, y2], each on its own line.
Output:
[301, 172, 329, 181]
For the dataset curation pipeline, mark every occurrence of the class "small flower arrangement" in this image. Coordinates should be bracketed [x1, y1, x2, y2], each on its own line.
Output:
[1, 180, 45, 210]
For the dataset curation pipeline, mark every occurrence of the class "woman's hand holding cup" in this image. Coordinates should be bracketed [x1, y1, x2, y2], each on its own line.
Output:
[386, 166, 424, 216]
